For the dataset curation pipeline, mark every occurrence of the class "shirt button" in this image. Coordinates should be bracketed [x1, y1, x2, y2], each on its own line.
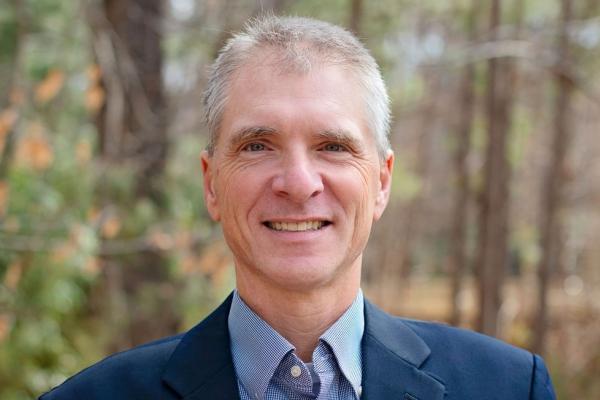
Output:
[290, 365, 302, 378]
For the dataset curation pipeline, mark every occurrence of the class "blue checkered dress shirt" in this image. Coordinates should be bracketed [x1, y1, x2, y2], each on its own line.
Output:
[228, 290, 364, 400]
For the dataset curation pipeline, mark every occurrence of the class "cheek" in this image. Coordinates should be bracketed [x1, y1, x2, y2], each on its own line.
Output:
[351, 168, 380, 234]
[215, 163, 270, 219]
[330, 168, 377, 223]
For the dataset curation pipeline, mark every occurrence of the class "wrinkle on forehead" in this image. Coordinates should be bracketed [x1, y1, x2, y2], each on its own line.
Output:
[217, 51, 376, 160]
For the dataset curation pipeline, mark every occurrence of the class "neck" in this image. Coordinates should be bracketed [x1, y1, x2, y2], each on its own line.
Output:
[235, 263, 361, 362]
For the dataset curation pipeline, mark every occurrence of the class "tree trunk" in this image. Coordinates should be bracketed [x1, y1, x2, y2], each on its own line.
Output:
[475, 0, 517, 337]
[89, 0, 176, 349]
[532, 0, 573, 355]
[378, 71, 439, 310]
[447, 0, 478, 327]
[349, 0, 363, 36]
[101, 0, 168, 202]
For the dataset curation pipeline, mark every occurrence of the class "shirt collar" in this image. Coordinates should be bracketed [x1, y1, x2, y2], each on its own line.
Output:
[228, 291, 294, 400]
[320, 289, 364, 397]
[228, 289, 364, 399]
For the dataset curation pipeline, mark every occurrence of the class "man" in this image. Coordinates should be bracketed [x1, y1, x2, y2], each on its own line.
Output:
[41, 15, 556, 400]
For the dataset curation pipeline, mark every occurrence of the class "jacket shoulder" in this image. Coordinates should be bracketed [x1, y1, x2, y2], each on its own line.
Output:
[400, 319, 554, 399]
[39, 334, 184, 400]
[403, 318, 531, 364]
[40, 294, 236, 400]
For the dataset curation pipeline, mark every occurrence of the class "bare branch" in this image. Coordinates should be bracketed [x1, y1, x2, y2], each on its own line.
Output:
[428, 39, 600, 107]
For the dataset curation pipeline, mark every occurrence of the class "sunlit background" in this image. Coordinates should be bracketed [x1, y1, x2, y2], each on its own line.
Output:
[0, 0, 599, 398]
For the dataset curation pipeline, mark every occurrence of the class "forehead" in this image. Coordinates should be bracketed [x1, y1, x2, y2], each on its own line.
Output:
[219, 54, 369, 139]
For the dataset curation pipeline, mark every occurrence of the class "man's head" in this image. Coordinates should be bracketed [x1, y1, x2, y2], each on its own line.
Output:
[201, 15, 393, 294]
[203, 15, 391, 159]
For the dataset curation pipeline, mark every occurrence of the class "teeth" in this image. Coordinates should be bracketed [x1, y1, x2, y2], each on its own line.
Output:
[268, 221, 325, 232]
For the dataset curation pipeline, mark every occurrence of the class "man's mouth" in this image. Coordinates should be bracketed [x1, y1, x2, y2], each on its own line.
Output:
[263, 220, 331, 232]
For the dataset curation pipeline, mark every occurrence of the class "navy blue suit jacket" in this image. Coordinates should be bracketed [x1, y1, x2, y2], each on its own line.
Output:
[40, 294, 556, 399]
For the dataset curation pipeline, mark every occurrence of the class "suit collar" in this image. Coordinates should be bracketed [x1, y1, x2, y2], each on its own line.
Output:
[363, 299, 431, 367]
[161, 294, 446, 400]
[162, 294, 240, 400]
[362, 299, 446, 400]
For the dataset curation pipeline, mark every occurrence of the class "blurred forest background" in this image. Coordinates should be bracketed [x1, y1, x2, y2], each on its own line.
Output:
[0, 0, 599, 398]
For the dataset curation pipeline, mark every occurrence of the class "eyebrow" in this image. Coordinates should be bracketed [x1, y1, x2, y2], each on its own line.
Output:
[316, 129, 362, 149]
[227, 126, 363, 150]
[228, 126, 277, 150]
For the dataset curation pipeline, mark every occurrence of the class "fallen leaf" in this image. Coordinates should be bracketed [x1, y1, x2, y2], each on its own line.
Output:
[0, 108, 18, 137]
[16, 127, 54, 171]
[101, 216, 121, 239]
[4, 261, 22, 290]
[85, 85, 105, 114]
[84, 257, 101, 276]
[35, 69, 65, 104]
[86, 64, 102, 83]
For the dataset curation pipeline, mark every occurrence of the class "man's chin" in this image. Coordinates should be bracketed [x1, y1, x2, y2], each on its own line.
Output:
[258, 260, 341, 291]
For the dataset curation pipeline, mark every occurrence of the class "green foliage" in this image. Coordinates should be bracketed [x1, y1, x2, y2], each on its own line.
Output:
[511, 223, 540, 270]
[391, 158, 422, 202]
[0, 2, 219, 399]
[288, 0, 350, 26]
[508, 105, 534, 168]
[0, 8, 18, 64]
[165, 134, 209, 226]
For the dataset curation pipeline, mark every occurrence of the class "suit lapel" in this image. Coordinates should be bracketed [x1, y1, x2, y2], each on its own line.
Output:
[162, 295, 240, 400]
[362, 300, 446, 400]
[161, 294, 446, 400]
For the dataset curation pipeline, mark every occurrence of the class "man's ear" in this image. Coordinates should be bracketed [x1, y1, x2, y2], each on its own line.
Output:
[373, 150, 394, 222]
[201, 150, 221, 221]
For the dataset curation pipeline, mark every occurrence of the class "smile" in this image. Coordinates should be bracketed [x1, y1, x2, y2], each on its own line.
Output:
[264, 220, 331, 232]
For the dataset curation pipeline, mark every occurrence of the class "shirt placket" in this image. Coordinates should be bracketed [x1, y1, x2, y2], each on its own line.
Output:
[272, 352, 315, 399]
[313, 342, 337, 400]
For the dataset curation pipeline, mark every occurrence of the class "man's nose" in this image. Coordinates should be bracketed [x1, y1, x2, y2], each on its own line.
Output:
[271, 153, 324, 203]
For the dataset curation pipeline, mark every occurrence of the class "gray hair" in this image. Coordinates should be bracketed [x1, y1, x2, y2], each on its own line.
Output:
[203, 15, 391, 159]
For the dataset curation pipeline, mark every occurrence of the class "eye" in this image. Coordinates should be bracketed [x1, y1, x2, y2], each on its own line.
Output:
[243, 142, 267, 152]
[322, 143, 347, 152]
